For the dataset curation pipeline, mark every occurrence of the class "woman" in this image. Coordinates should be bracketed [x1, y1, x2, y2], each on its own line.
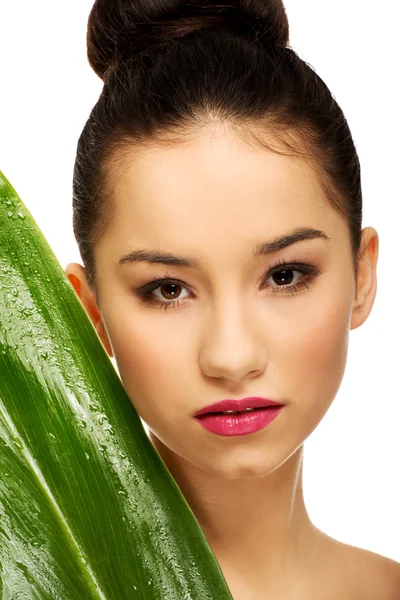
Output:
[65, 0, 400, 597]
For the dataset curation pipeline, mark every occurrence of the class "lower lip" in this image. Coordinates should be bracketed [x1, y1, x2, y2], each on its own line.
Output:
[194, 406, 284, 436]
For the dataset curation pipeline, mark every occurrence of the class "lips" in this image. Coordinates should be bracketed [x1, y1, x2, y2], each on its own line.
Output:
[194, 397, 283, 418]
[197, 406, 268, 419]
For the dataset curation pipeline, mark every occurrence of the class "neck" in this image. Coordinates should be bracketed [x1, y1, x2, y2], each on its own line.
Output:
[149, 432, 321, 593]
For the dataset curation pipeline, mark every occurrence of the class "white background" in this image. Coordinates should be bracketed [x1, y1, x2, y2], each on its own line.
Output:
[0, 1, 398, 562]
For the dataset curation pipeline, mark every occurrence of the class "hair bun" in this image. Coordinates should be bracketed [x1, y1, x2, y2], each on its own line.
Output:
[87, 0, 289, 80]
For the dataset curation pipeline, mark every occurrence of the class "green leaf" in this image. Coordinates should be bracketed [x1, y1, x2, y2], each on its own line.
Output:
[0, 170, 234, 599]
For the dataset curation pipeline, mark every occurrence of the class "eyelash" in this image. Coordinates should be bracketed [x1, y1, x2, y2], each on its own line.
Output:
[134, 258, 321, 311]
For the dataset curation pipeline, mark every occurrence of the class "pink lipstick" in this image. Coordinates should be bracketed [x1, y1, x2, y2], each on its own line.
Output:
[194, 397, 284, 437]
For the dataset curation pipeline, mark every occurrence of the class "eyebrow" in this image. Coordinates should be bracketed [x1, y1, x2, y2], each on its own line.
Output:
[118, 227, 330, 269]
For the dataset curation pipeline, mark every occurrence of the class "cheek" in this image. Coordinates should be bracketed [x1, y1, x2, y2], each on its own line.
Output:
[304, 305, 348, 381]
[281, 288, 352, 412]
[108, 317, 192, 418]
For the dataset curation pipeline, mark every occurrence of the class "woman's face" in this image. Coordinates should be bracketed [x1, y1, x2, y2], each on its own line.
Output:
[67, 125, 377, 480]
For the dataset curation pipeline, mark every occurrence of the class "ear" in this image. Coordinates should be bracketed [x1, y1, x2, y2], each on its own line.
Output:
[350, 227, 379, 331]
[64, 263, 114, 358]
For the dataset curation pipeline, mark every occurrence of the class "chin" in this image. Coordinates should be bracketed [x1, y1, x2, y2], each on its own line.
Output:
[202, 455, 277, 481]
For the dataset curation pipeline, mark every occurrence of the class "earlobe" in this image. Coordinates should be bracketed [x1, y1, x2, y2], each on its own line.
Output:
[64, 263, 114, 358]
[94, 320, 114, 359]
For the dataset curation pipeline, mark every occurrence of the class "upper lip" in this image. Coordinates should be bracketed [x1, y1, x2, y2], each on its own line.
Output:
[194, 397, 284, 417]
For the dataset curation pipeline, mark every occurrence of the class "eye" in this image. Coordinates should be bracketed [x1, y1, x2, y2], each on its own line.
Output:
[141, 280, 190, 311]
[135, 259, 321, 311]
[264, 260, 318, 295]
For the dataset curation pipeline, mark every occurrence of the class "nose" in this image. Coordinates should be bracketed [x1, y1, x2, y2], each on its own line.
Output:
[198, 300, 267, 384]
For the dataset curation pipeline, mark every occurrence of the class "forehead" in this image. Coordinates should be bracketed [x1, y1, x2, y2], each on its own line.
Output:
[101, 128, 340, 265]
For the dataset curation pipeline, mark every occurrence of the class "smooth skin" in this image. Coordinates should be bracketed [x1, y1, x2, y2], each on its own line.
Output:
[65, 124, 400, 599]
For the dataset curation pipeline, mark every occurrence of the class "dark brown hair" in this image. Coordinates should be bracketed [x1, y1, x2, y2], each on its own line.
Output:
[73, 0, 362, 300]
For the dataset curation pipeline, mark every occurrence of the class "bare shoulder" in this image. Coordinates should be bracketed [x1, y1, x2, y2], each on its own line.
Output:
[336, 540, 400, 599]
[315, 529, 400, 599]
[351, 546, 400, 599]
